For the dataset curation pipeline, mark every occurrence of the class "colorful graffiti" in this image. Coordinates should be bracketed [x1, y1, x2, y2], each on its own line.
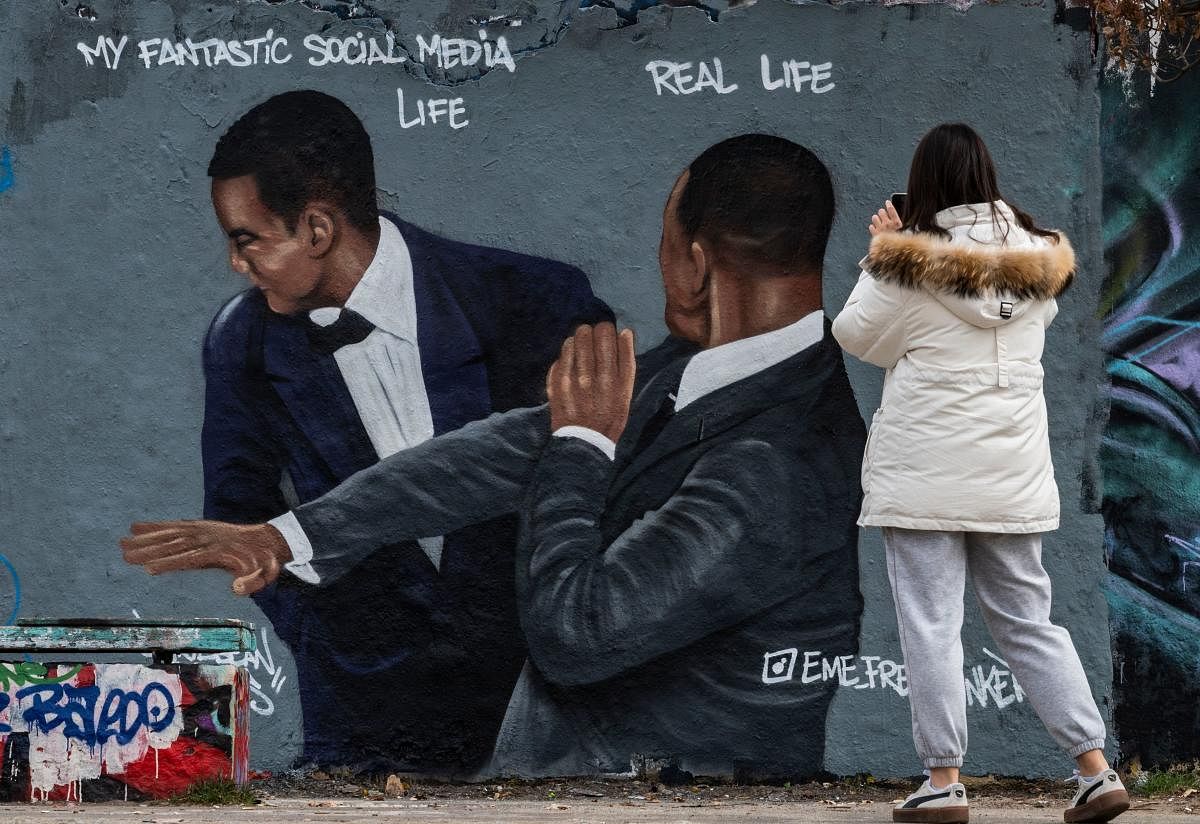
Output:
[173, 625, 287, 717]
[0, 663, 246, 801]
[1098, 62, 1200, 767]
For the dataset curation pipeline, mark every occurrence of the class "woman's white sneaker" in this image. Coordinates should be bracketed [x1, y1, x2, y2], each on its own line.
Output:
[893, 780, 969, 823]
[1064, 769, 1129, 823]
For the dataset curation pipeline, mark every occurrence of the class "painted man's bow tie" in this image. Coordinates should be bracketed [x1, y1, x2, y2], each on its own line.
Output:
[306, 309, 376, 355]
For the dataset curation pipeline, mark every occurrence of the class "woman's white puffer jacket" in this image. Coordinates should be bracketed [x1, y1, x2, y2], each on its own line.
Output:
[832, 201, 1075, 533]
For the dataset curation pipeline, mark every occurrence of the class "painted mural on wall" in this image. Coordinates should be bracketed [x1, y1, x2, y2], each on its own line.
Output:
[1098, 62, 1200, 768]
[118, 94, 867, 778]
[1, 0, 1105, 781]
[0, 663, 247, 801]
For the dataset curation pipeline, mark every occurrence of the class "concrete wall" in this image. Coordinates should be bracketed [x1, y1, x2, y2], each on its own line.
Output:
[0, 0, 1112, 778]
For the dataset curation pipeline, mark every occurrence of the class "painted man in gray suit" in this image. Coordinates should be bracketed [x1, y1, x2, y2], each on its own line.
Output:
[124, 134, 866, 778]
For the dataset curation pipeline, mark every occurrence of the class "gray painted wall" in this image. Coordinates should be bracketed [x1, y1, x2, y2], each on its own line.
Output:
[0, 0, 1104, 776]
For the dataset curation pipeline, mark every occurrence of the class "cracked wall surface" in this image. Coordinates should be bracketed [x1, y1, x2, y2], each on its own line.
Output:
[0, 0, 1104, 778]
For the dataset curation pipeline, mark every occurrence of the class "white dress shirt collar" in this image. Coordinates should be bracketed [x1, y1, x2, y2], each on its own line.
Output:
[673, 310, 826, 411]
[309, 217, 417, 342]
[550, 310, 827, 462]
[281, 216, 440, 580]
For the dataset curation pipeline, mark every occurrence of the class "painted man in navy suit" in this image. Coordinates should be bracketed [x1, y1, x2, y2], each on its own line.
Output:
[179, 91, 610, 773]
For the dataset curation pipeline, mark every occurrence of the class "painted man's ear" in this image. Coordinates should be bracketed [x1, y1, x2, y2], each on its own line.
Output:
[688, 240, 712, 300]
[303, 207, 336, 258]
[659, 239, 713, 346]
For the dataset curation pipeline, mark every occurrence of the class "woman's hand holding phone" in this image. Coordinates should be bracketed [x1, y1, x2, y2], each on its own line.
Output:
[869, 199, 904, 236]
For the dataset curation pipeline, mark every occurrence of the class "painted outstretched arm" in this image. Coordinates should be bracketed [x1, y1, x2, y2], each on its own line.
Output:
[294, 404, 552, 583]
[122, 320, 635, 595]
[121, 404, 552, 594]
[122, 321, 631, 594]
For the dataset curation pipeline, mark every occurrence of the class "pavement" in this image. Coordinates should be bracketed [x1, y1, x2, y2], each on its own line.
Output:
[0, 799, 1196, 823]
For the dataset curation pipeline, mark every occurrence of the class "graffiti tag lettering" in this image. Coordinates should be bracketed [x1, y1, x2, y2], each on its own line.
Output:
[414, 32, 516, 73]
[759, 55, 835, 93]
[397, 89, 469, 129]
[0, 681, 176, 745]
[83, 29, 516, 74]
[0, 662, 82, 691]
[645, 56, 836, 97]
[644, 58, 739, 96]
[136, 30, 293, 68]
[76, 35, 129, 69]
[761, 647, 1027, 710]
[174, 625, 286, 717]
[963, 648, 1026, 709]
[304, 32, 404, 66]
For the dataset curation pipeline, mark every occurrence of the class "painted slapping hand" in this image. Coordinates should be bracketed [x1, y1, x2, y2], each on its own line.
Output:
[120, 520, 291, 595]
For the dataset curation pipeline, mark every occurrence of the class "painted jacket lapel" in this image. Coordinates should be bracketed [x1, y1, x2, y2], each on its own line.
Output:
[401, 217, 492, 436]
[263, 316, 378, 482]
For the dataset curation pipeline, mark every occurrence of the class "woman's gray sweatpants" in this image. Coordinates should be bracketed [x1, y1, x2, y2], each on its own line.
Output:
[882, 528, 1107, 769]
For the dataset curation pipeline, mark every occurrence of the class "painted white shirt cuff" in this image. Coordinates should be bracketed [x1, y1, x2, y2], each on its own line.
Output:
[553, 426, 617, 461]
[268, 512, 321, 585]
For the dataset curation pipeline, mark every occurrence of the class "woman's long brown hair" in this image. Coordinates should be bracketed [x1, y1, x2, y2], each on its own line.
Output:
[900, 123, 1059, 243]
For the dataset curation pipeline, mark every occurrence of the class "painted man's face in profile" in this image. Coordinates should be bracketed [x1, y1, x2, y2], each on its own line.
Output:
[211, 175, 324, 315]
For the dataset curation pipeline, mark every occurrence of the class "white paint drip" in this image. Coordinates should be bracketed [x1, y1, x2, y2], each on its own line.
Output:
[99, 664, 184, 774]
[4, 664, 185, 796]
[1149, 24, 1162, 97]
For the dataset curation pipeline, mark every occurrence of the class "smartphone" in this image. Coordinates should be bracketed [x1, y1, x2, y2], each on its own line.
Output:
[890, 192, 907, 220]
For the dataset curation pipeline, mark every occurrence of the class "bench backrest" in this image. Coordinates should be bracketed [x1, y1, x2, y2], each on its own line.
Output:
[0, 618, 256, 656]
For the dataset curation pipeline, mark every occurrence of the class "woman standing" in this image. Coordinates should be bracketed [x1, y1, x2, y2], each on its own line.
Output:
[832, 123, 1128, 824]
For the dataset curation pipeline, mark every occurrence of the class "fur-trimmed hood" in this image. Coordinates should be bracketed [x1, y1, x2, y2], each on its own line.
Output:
[861, 230, 1075, 301]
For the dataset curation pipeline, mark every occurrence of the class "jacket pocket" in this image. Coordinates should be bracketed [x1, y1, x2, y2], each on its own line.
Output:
[862, 408, 883, 494]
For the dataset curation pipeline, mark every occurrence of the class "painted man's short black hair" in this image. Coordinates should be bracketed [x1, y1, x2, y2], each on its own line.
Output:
[208, 90, 379, 232]
[678, 134, 835, 275]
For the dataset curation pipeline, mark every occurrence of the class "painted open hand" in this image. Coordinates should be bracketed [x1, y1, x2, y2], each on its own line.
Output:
[548, 322, 637, 444]
[120, 520, 293, 596]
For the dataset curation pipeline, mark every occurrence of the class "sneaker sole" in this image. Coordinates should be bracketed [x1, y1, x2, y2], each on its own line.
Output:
[893, 806, 969, 824]
[1064, 788, 1130, 823]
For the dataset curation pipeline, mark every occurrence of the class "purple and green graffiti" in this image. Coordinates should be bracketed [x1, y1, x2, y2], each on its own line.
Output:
[1099, 65, 1200, 767]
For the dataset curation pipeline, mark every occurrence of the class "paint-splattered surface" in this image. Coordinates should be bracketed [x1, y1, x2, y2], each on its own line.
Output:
[0, 663, 246, 801]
